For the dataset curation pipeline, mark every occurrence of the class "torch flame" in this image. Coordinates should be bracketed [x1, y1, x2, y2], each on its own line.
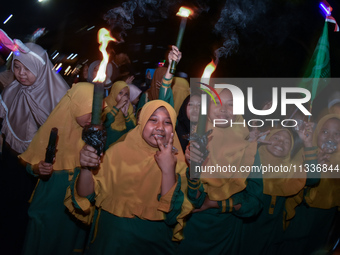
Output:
[200, 60, 216, 84]
[93, 28, 117, 83]
[176, 7, 193, 18]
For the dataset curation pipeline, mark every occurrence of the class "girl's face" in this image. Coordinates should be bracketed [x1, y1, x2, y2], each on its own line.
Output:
[142, 107, 173, 148]
[186, 95, 200, 123]
[116, 87, 129, 102]
[266, 130, 292, 158]
[317, 118, 340, 151]
[208, 89, 235, 128]
[76, 113, 92, 128]
[13, 60, 37, 86]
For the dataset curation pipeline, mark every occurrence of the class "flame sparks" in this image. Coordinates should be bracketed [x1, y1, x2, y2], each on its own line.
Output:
[93, 28, 117, 83]
[176, 7, 193, 18]
[200, 60, 216, 83]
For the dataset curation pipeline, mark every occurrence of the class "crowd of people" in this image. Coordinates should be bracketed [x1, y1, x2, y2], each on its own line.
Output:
[0, 35, 339, 255]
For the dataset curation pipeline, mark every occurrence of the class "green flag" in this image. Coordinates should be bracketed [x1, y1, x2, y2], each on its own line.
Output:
[299, 22, 330, 102]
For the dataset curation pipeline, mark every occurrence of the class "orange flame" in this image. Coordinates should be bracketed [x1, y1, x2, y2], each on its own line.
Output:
[93, 28, 117, 83]
[176, 7, 193, 18]
[200, 60, 217, 84]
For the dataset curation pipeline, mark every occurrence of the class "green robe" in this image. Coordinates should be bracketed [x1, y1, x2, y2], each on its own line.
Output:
[239, 147, 320, 255]
[70, 168, 184, 255]
[22, 166, 89, 255]
[136, 84, 174, 115]
[103, 107, 135, 150]
[178, 165, 263, 255]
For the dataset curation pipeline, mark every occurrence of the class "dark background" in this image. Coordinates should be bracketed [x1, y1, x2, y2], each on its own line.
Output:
[1, 0, 339, 81]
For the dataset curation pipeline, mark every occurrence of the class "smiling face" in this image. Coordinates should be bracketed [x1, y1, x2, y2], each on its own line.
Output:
[266, 130, 292, 158]
[116, 86, 129, 102]
[142, 107, 173, 148]
[76, 113, 92, 128]
[186, 95, 201, 123]
[13, 59, 37, 86]
[317, 118, 340, 151]
[208, 89, 235, 128]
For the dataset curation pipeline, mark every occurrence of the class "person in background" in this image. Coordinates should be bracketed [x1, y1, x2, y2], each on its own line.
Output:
[128, 84, 142, 113]
[176, 92, 201, 153]
[136, 46, 182, 113]
[103, 81, 136, 150]
[178, 88, 261, 255]
[279, 114, 340, 255]
[87, 60, 113, 97]
[19, 83, 96, 255]
[0, 52, 14, 92]
[0, 41, 69, 255]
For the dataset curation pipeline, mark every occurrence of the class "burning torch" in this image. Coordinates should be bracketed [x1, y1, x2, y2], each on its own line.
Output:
[189, 60, 217, 178]
[170, 7, 193, 74]
[82, 28, 117, 157]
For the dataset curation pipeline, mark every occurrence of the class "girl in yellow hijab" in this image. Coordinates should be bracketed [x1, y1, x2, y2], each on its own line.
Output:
[103, 81, 136, 149]
[18, 82, 97, 255]
[239, 127, 318, 255]
[279, 114, 340, 255]
[178, 88, 261, 255]
[70, 100, 192, 254]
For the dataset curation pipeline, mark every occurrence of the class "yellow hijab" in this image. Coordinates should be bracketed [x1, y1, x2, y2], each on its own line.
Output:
[304, 114, 340, 209]
[172, 77, 190, 116]
[200, 89, 257, 200]
[259, 129, 306, 197]
[103, 81, 135, 131]
[93, 100, 189, 228]
[19, 82, 94, 170]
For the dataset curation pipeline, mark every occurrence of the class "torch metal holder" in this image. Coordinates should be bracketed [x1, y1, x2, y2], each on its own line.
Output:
[82, 124, 107, 157]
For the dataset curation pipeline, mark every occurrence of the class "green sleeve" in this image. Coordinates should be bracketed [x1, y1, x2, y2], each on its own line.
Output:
[103, 106, 119, 129]
[163, 174, 184, 226]
[26, 163, 39, 177]
[104, 107, 136, 150]
[125, 114, 136, 131]
[159, 75, 174, 108]
[70, 167, 95, 210]
[186, 168, 207, 209]
[136, 93, 147, 115]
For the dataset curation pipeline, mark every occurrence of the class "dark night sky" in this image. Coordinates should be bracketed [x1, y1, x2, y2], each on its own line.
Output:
[1, 0, 339, 81]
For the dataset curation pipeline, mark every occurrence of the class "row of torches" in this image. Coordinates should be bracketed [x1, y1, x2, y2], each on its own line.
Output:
[46, 6, 218, 162]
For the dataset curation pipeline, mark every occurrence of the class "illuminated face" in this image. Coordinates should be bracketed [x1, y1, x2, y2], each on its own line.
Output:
[266, 130, 292, 158]
[317, 118, 340, 151]
[208, 89, 235, 128]
[116, 87, 129, 102]
[76, 113, 92, 128]
[142, 107, 173, 148]
[186, 95, 200, 123]
[13, 60, 37, 86]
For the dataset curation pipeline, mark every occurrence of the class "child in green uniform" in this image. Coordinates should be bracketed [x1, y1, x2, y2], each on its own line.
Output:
[71, 100, 192, 254]
[19, 82, 98, 255]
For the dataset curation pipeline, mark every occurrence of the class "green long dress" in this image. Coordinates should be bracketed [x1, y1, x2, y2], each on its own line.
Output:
[239, 147, 319, 255]
[178, 163, 263, 255]
[22, 167, 89, 255]
[70, 168, 185, 255]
